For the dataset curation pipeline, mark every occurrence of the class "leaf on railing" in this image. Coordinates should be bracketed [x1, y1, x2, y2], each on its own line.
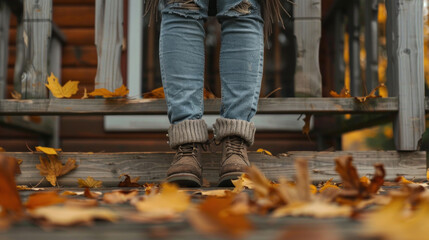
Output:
[354, 83, 385, 103]
[45, 73, 79, 98]
[143, 87, 216, 99]
[11, 90, 22, 100]
[330, 88, 351, 98]
[88, 85, 129, 98]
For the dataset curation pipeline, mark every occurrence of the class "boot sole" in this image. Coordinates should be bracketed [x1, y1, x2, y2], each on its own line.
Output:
[167, 173, 202, 188]
[218, 172, 243, 187]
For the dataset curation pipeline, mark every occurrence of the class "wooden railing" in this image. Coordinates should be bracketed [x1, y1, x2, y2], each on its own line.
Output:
[0, 0, 426, 153]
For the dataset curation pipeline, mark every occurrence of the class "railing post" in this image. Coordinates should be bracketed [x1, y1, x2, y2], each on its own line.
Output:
[364, 0, 379, 92]
[13, 20, 25, 94]
[0, 1, 11, 99]
[348, 0, 362, 96]
[293, 0, 322, 97]
[22, 0, 52, 99]
[386, 0, 425, 151]
[95, 0, 124, 91]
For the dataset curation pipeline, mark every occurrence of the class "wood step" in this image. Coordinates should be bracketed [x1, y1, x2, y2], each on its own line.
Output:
[0, 98, 400, 115]
[11, 151, 426, 187]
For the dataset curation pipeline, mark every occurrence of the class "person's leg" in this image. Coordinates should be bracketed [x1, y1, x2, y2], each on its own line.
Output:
[159, 0, 209, 187]
[213, 0, 264, 186]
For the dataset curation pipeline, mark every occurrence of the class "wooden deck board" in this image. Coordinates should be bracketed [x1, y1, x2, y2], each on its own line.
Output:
[0, 98, 401, 115]
[11, 151, 426, 187]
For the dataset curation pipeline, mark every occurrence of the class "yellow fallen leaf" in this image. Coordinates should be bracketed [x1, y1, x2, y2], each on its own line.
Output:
[36, 155, 78, 186]
[232, 174, 254, 193]
[395, 176, 415, 184]
[272, 201, 352, 218]
[35, 146, 62, 155]
[319, 179, 340, 193]
[197, 189, 232, 197]
[103, 190, 139, 204]
[77, 177, 103, 188]
[45, 73, 79, 98]
[29, 206, 117, 226]
[11, 90, 21, 100]
[81, 88, 89, 99]
[135, 183, 190, 214]
[309, 184, 317, 194]
[256, 148, 272, 156]
[330, 88, 351, 98]
[88, 85, 129, 98]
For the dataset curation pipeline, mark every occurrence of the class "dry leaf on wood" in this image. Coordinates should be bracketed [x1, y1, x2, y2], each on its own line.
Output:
[232, 173, 254, 193]
[188, 196, 253, 238]
[45, 73, 79, 98]
[256, 148, 272, 156]
[118, 174, 141, 187]
[36, 155, 78, 186]
[88, 85, 129, 98]
[195, 189, 232, 198]
[135, 183, 190, 215]
[334, 156, 385, 203]
[0, 155, 23, 215]
[11, 90, 21, 100]
[29, 206, 117, 226]
[354, 83, 384, 103]
[143, 87, 216, 99]
[35, 146, 62, 155]
[78, 176, 103, 188]
[272, 201, 352, 218]
[103, 190, 139, 204]
[64, 199, 98, 208]
[25, 191, 65, 210]
[84, 188, 101, 199]
[330, 88, 351, 98]
[302, 114, 312, 137]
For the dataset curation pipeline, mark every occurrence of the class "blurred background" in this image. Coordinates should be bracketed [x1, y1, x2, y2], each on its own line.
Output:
[2, 0, 429, 153]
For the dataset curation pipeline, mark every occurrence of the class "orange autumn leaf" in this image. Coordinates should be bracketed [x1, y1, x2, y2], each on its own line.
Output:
[36, 155, 78, 186]
[45, 73, 79, 98]
[256, 148, 272, 156]
[118, 174, 141, 187]
[0, 155, 23, 215]
[355, 83, 384, 103]
[84, 188, 101, 199]
[10, 90, 21, 100]
[25, 191, 66, 210]
[302, 114, 312, 136]
[78, 177, 103, 188]
[188, 196, 253, 238]
[330, 88, 351, 98]
[88, 85, 129, 98]
[143, 87, 216, 99]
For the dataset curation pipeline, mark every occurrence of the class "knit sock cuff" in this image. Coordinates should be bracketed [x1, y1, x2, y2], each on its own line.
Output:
[168, 119, 209, 149]
[213, 118, 256, 146]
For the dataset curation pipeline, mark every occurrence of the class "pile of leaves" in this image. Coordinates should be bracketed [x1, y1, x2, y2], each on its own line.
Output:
[1, 150, 428, 239]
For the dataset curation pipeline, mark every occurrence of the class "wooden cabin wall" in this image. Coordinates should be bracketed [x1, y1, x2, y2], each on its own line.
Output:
[1, 0, 318, 154]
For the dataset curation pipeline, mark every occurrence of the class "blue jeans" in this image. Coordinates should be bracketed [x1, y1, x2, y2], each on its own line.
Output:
[159, 0, 264, 124]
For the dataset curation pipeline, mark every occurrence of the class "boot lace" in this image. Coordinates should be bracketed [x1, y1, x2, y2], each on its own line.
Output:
[223, 136, 245, 164]
[173, 143, 201, 167]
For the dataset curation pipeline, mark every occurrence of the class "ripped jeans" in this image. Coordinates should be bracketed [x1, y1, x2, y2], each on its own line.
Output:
[159, 0, 264, 124]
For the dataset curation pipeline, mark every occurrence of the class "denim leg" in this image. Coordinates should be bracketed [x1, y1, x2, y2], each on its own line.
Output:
[216, 0, 264, 121]
[159, 0, 209, 124]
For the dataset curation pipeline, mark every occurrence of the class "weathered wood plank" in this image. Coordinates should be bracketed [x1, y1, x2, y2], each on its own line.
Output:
[13, 20, 25, 94]
[294, 0, 322, 97]
[364, 0, 379, 92]
[94, 0, 123, 91]
[0, 1, 11, 99]
[0, 98, 400, 115]
[348, 0, 362, 96]
[386, 0, 425, 151]
[21, 0, 52, 98]
[11, 151, 426, 186]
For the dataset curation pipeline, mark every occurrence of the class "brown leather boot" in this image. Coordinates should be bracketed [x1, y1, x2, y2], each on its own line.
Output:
[166, 119, 209, 187]
[167, 143, 203, 187]
[212, 118, 255, 187]
[218, 136, 250, 187]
